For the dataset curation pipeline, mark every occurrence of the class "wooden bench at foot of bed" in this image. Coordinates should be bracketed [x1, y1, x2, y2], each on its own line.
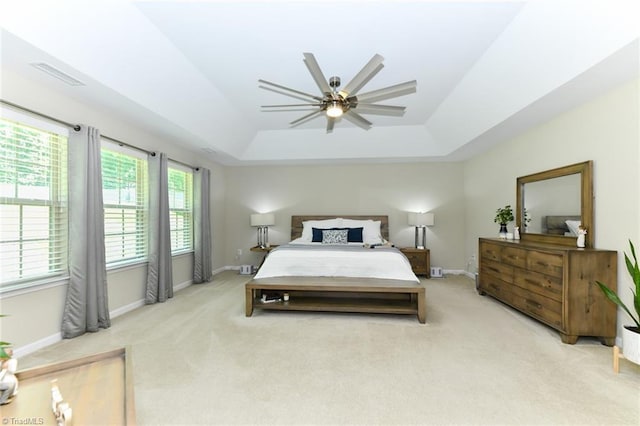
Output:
[245, 276, 426, 323]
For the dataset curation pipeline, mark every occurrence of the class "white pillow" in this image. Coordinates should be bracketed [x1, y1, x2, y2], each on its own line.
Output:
[341, 219, 383, 245]
[300, 218, 342, 241]
[565, 220, 581, 236]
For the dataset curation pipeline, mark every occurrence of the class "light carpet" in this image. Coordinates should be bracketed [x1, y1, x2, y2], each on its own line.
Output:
[20, 271, 640, 425]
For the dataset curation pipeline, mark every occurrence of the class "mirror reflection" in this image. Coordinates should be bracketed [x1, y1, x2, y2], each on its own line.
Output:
[523, 174, 581, 235]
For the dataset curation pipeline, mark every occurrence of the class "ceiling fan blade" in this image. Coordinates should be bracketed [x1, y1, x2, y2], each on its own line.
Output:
[261, 103, 323, 108]
[259, 85, 319, 103]
[340, 54, 385, 97]
[303, 53, 332, 94]
[343, 110, 372, 130]
[354, 80, 417, 103]
[326, 117, 335, 133]
[259, 79, 323, 101]
[290, 110, 323, 127]
[351, 103, 406, 116]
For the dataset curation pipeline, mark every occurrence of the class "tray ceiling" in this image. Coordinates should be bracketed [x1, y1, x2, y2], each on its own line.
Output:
[1, 1, 638, 165]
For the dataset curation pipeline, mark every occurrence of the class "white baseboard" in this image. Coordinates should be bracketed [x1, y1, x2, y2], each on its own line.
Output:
[14, 332, 62, 358]
[110, 299, 146, 319]
[442, 269, 474, 278]
[15, 277, 196, 357]
[174, 278, 192, 292]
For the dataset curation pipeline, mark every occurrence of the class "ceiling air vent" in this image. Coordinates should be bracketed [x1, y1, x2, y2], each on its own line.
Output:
[30, 62, 86, 86]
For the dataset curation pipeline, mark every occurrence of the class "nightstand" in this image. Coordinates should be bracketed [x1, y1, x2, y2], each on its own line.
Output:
[400, 247, 431, 278]
[250, 245, 278, 253]
[250, 245, 278, 270]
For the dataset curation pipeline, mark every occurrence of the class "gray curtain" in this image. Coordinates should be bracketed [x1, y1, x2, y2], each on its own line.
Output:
[193, 167, 212, 283]
[146, 152, 173, 303]
[62, 125, 110, 338]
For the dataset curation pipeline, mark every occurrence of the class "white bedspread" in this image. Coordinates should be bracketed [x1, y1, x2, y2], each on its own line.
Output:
[253, 244, 419, 282]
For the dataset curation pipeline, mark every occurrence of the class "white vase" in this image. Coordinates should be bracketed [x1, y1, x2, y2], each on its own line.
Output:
[622, 326, 640, 365]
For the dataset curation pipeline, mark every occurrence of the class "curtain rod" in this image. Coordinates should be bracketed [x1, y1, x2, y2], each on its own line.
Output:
[1, 99, 199, 170]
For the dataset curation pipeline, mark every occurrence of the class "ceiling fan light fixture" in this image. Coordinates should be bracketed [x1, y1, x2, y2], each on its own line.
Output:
[258, 53, 416, 131]
[326, 101, 343, 118]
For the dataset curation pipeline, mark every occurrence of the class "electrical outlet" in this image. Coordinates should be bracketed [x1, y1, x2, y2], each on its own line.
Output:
[237, 249, 242, 257]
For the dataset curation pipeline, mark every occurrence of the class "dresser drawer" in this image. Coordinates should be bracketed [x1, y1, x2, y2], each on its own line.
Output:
[513, 269, 563, 302]
[481, 259, 513, 280]
[501, 246, 527, 269]
[479, 273, 513, 304]
[527, 250, 564, 278]
[480, 242, 501, 262]
[510, 284, 562, 328]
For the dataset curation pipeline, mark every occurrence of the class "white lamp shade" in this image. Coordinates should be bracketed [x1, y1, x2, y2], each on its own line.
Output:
[251, 213, 275, 227]
[408, 212, 434, 227]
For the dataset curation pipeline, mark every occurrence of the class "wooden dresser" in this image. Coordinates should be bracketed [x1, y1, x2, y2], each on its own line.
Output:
[478, 238, 617, 345]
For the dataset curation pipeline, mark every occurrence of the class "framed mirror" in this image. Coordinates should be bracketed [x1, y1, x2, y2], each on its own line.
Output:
[516, 161, 593, 247]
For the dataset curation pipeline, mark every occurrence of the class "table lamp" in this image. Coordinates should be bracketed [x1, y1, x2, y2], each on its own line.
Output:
[408, 212, 434, 249]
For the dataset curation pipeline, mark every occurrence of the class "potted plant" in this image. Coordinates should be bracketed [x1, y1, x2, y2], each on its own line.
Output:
[596, 240, 640, 366]
[523, 208, 532, 230]
[494, 205, 514, 237]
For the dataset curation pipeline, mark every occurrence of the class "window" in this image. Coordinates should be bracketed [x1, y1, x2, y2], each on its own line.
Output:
[0, 115, 68, 288]
[168, 164, 193, 253]
[101, 141, 148, 265]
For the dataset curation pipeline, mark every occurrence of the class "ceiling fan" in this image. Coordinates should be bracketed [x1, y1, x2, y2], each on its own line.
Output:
[259, 53, 417, 133]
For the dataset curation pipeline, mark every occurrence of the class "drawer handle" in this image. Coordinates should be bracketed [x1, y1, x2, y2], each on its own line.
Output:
[525, 299, 542, 310]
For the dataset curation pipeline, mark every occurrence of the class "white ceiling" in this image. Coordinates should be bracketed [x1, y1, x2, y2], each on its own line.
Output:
[1, 1, 638, 165]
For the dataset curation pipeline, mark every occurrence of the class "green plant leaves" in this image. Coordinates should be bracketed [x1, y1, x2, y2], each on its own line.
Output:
[596, 240, 640, 329]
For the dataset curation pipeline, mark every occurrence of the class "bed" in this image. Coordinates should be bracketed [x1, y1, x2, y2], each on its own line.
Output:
[244, 215, 426, 323]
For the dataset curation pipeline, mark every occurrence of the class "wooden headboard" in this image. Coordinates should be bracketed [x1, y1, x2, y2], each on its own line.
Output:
[291, 215, 389, 241]
[544, 215, 581, 235]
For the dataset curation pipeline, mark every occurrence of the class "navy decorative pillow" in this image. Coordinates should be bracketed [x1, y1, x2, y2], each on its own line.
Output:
[312, 227, 363, 243]
[322, 229, 348, 244]
[346, 227, 363, 243]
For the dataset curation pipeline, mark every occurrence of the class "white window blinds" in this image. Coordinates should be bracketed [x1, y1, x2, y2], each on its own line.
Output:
[168, 163, 193, 253]
[101, 141, 148, 265]
[0, 116, 68, 287]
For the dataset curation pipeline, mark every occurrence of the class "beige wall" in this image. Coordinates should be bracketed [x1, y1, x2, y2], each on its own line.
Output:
[463, 77, 640, 337]
[223, 162, 466, 271]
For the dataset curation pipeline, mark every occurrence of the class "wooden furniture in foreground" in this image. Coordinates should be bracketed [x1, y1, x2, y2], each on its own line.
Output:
[246, 276, 426, 323]
[399, 247, 430, 277]
[7, 347, 136, 424]
[478, 238, 617, 345]
[245, 215, 426, 323]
